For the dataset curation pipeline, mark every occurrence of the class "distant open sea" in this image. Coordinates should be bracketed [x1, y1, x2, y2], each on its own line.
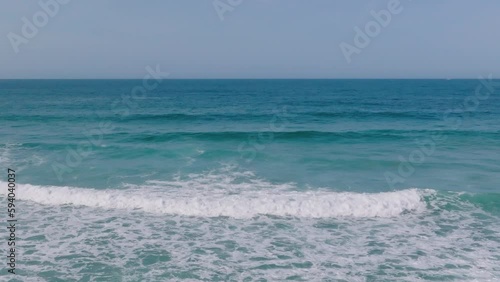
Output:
[1, 79, 499, 281]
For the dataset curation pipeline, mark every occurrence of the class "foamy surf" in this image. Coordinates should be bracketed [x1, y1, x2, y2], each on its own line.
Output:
[0, 181, 429, 218]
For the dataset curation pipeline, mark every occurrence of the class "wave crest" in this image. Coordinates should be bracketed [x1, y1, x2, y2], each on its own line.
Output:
[0, 181, 427, 218]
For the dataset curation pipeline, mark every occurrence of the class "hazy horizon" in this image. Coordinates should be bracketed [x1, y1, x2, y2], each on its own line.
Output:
[1, 78, 498, 80]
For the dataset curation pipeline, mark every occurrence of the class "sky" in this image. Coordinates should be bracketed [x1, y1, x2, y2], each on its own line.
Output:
[0, 0, 499, 79]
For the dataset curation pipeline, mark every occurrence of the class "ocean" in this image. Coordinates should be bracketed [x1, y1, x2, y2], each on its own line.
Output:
[1, 79, 499, 281]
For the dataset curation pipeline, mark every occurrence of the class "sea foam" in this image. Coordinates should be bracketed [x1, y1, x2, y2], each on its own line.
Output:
[0, 181, 428, 218]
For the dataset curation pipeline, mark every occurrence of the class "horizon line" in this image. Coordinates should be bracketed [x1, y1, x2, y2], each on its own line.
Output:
[0, 77, 497, 80]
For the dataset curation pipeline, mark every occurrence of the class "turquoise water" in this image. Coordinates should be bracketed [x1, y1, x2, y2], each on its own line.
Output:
[1, 79, 499, 281]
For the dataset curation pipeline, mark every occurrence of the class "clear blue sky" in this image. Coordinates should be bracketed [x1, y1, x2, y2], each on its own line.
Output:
[1, 0, 499, 79]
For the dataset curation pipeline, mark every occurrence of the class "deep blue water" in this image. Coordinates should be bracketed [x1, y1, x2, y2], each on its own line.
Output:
[1, 79, 499, 280]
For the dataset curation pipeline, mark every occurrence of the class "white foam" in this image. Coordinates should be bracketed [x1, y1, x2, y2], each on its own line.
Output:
[0, 181, 428, 218]
[16, 191, 500, 281]
[5, 168, 498, 280]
